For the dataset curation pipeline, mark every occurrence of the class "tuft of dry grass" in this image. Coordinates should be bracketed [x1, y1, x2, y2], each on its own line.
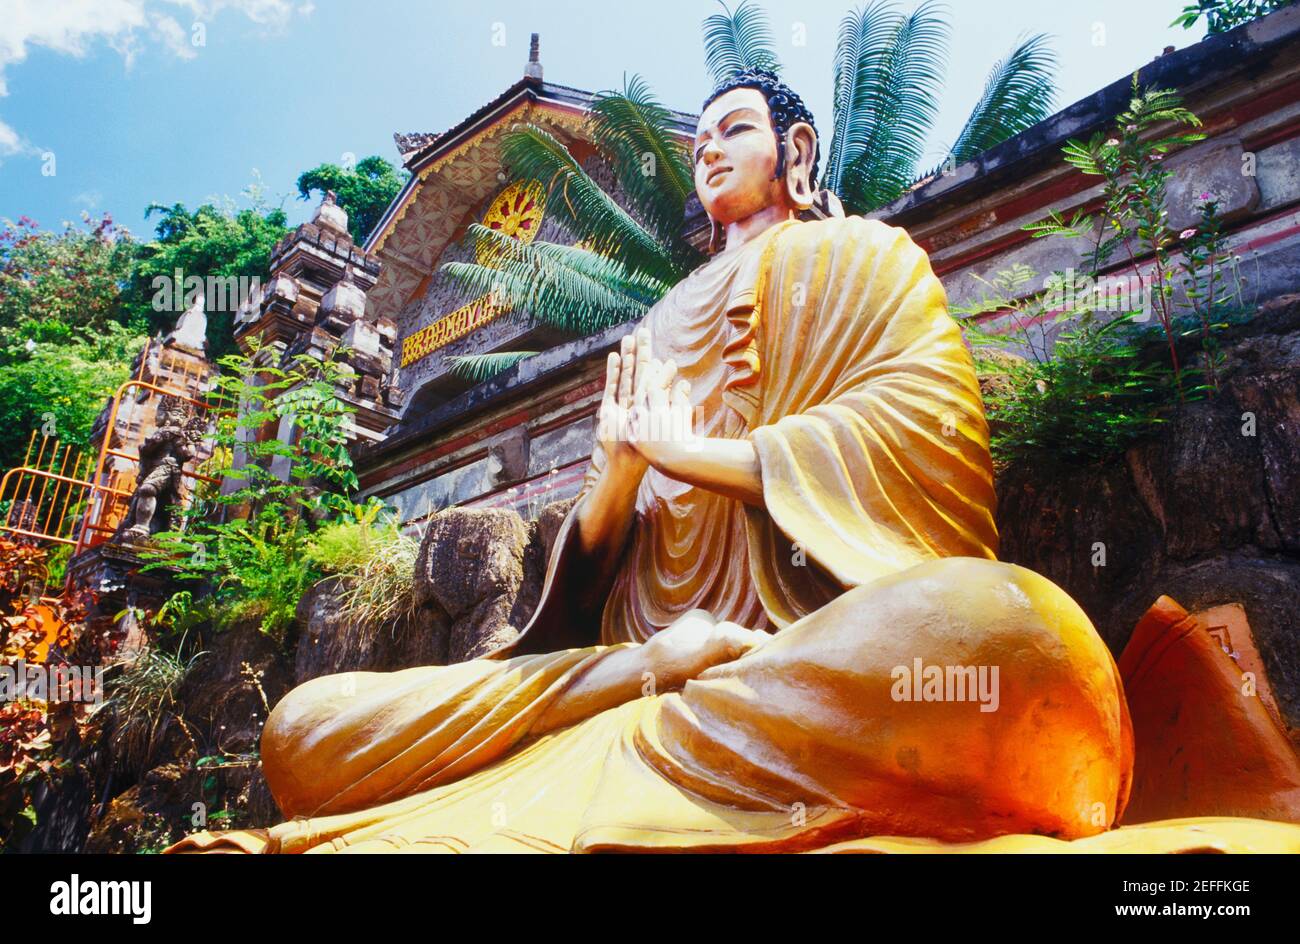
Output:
[305, 517, 420, 628]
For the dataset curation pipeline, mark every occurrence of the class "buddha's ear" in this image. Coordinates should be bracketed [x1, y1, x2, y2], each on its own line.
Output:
[783, 121, 817, 211]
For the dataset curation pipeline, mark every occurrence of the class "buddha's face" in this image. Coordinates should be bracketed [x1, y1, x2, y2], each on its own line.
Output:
[693, 87, 790, 227]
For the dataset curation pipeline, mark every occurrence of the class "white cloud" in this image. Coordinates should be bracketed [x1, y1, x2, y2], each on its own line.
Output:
[0, 0, 308, 94]
[0, 0, 146, 95]
[0, 115, 22, 155]
[0, 0, 308, 150]
[149, 12, 197, 60]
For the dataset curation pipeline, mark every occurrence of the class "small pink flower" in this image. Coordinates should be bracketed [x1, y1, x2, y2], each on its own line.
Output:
[1179, 228, 1197, 240]
[1104, 138, 1119, 147]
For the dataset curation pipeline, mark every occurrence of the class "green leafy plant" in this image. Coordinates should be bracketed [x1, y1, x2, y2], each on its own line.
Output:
[143, 345, 360, 642]
[104, 644, 203, 778]
[448, 350, 539, 383]
[1025, 76, 1207, 397]
[306, 502, 420, 627]
[955, 265, 1170, 467]
[1172, 0, 1294, 32]
[123, 181, 290, 358]
[297, 155, 409, 245]
[1177, 191, 1253, 392]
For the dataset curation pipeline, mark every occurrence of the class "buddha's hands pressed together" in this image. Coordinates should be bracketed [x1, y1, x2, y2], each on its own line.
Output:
[626, 338, 694, 472]
[615, 329, 767, 506]
[579, 326, 764, 558]
[596, 329, 654, 486]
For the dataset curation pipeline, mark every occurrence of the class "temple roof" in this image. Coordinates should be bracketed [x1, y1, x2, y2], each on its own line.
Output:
[361, 72, 697, 323]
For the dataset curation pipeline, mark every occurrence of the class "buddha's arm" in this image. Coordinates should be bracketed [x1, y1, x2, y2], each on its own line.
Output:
[639, 435, 764, 506]
[574, 458, 642, 557]
[574, 332, 656, 557]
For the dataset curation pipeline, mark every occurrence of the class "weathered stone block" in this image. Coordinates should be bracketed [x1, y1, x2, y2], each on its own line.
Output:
[413, 508, 541, 661]
[293, 575, 446, 685]
[1166, 137, 1261, 232]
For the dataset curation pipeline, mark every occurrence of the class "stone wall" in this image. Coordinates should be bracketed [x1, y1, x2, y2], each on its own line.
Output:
[997, 294, 1300, 730]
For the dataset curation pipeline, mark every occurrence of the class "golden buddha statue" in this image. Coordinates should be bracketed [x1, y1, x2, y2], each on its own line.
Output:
[171, 71, 1300, 854]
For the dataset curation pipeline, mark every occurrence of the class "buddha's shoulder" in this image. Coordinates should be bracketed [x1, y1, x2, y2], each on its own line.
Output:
[778, 215, 927, 259]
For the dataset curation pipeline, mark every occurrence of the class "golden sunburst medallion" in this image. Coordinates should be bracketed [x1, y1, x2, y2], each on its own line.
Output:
[476, 180, 546, 264]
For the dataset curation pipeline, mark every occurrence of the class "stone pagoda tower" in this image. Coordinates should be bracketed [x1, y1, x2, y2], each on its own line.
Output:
[232, 191, 402, 480]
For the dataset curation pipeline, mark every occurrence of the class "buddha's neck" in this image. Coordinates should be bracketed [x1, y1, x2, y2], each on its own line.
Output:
[724, 204, 795, 253]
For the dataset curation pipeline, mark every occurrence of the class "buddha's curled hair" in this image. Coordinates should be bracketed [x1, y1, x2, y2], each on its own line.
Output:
[702, 69, 820, 184]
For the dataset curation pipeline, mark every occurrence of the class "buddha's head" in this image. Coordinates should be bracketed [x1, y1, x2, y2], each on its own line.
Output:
[694, 69, 819, 243]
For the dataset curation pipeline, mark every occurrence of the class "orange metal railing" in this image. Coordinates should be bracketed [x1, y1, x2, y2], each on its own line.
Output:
[0, 432, 99, 546]
[0, 339, 221, 566]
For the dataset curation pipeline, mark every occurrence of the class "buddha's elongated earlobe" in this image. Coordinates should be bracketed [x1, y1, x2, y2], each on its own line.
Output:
[783, 122, 817, 211]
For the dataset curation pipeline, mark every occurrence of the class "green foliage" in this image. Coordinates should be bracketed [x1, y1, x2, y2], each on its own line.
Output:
[443, 224, 669, 335]
[156, 515, 320, 641]
[305, 502, 420, 627]
[123, 183, 289, 359]
[448, 350, 539, 383]
[587, 75, 697, 255]
[949, 34, 1057, 165]
[0, 214, 138, 342]
[499, 124, 683, 286]
[1176, 192, 1256, 390]
[1172, 0, 1294, 32]
[0, 322, 146, 470]
[296, 155, 409, 244]
[0, 214, 148, 469]
[974, 317, 1169, 467]
[702, 0, 782, 86]
[442, 76, 701, 380]
[836, 1, 951, 212]
[955, 85, 1250, 468]
[824, 2, 901, 197]
[105, 644, 204, 776]
[144, 345, 360, 642]
[1025, 77, 1207, 396]
[957, 269, 1170, 467]
[106, 645, 198, 728]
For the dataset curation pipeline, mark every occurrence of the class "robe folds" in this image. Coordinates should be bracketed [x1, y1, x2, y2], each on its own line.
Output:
[166, 218, 1300, 854]
[513, 215, 998, 653]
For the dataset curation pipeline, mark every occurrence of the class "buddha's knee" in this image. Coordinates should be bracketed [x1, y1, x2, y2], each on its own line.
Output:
[260, 672, 367, 818]
[692, 557, 1134, 839]
[850, 557, 1133, 836]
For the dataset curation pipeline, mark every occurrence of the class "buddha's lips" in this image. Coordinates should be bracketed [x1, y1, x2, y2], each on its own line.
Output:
[706, 166, 732, 186]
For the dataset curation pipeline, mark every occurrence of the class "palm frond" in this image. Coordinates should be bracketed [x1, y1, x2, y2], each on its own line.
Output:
[702, 0, 782, 87]
[949, 34, 1057, 165]
[823, 1, 900, 194]
[442, 224, 666, 335]
[500, 124, 681, 284]
[447, 351, 539, 383]
[587, 75, 698, 254]
[839, 0, 950, 213]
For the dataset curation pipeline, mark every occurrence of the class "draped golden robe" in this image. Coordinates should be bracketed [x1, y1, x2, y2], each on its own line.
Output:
[514, 216, 998, 654]
[168, 218, 1300, 854]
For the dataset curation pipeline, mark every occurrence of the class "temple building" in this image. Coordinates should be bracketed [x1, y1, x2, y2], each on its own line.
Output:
[353, 35, 695, 522]
[353, 14, 1300, 526]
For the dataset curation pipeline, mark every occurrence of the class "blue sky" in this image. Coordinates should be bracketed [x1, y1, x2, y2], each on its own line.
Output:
[0, 0, 1204, 240]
